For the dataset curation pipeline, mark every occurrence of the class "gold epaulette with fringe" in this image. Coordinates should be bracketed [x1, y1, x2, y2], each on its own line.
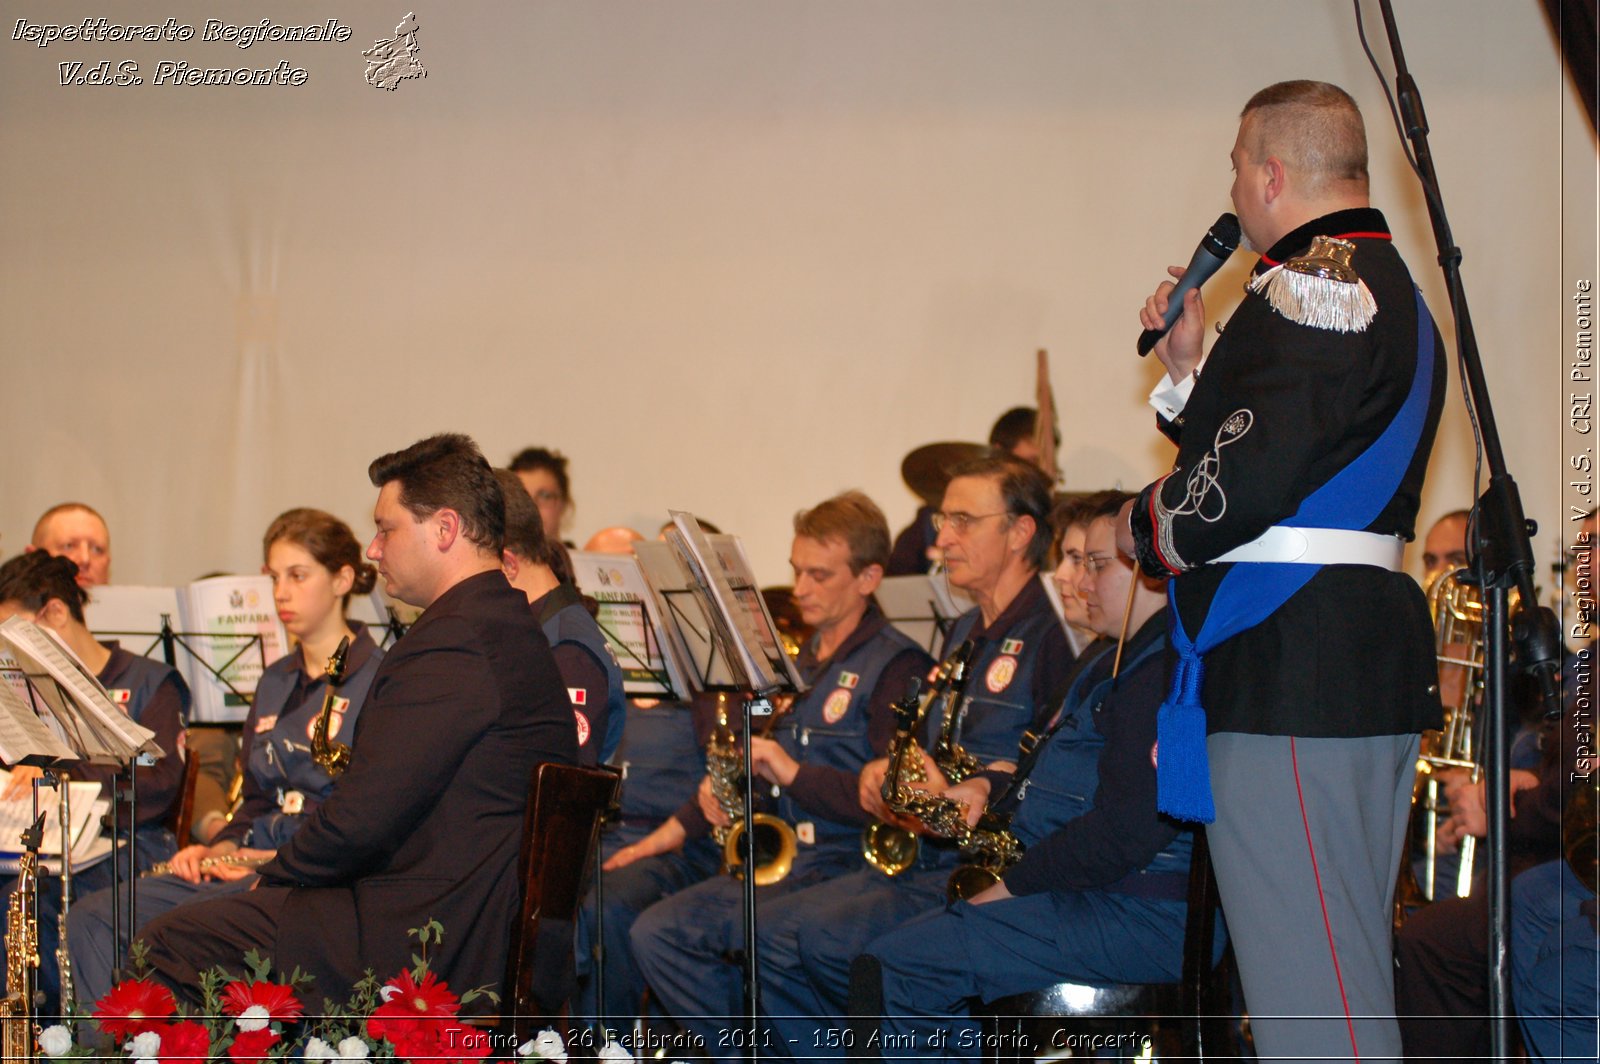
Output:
[1248, 235, 1377, 332]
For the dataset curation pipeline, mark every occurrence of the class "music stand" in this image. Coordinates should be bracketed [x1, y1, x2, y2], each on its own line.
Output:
[664, 512, 803, 1061]
[0, 617, 162, 1012]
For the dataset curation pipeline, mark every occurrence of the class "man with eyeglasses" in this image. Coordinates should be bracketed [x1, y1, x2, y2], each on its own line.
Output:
[849, 492, 1208, 1059]
[757, 453, 1074, 1057]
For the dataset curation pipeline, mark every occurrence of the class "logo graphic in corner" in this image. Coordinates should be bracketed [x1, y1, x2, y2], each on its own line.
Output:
[985, 655, 1017, 694]
[364, 12, 426, 90]
[822, 688, 852, 724]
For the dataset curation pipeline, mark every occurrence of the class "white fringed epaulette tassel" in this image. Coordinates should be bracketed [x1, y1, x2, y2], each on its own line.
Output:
[1248, 235, 1378, 333]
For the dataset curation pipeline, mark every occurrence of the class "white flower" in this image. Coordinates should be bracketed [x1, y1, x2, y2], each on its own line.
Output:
[336, 1037, 370, 1061]
[126, 1030, 161, 1062]
[303, 1037, 336, 1062]
[516, 1028, 567, 1062]
[597, 1039, 633, 1064]
[236, 1004, 271, 1033]
[38, 1025, 73, 1057]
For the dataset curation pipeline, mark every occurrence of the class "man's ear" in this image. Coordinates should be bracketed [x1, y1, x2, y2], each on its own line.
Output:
[1007, 514, 1037, 558]
[855, 563, 884, 597]
[501, 549, 520, 580]
[433, 509, 462, 553]
[1262, 155, 1288, 204]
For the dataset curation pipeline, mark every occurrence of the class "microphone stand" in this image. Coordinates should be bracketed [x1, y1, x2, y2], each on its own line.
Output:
[1373, 4, 1565, 1056]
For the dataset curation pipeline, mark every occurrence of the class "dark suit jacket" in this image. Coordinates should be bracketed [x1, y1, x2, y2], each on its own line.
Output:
[256, 569, 577, 1001]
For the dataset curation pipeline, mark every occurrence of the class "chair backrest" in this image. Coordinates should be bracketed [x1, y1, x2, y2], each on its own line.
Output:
[501, 761, 619, 1041]
[165, 745, 203, 843]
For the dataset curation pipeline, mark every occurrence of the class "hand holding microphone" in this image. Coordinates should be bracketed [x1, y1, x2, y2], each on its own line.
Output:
[1137, 213, 1240, 379]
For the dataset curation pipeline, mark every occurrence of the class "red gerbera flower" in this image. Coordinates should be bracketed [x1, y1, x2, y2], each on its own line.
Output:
[387, 1023, 444, 1062]
[93, 978, 177, 1039]
[385, 969, 461, 1019]
[220, 980, 304, 1025]
[225, 1027, 280, 1063]
[160, 1021, 213, 1062]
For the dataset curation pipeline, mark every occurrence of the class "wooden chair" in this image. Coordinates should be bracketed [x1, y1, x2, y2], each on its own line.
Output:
[979, 827, 1235, 1062]
[499, 761, 620, 1045]
[164, 745, 203, 845]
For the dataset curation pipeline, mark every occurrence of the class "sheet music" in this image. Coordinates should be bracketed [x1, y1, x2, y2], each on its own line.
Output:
[668, 514, 803, 695]
[0, 673, 78, 765]
[176, 575, 289, 724]
[569, 551, 687, 697]
[0, 618, 159, 763]
[0, 771, 103, 858]
[83, 585, 181, 644]
[634, 540, 737, 691]
[876, 575, 945, 655]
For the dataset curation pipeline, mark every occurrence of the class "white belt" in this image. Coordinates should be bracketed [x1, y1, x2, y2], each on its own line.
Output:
[1214, 526, 1404, 570]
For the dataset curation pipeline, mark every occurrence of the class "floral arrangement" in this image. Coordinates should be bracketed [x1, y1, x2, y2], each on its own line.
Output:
[34, 922, 641, 1063]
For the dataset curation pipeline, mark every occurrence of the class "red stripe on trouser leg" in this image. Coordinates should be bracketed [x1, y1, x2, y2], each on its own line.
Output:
[1289, 736, 1361, 1060]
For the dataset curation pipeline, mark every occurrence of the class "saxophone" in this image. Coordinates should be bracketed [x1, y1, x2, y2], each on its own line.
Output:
[309, 636, 353, 777]
[862, 641, 978, 874]
[945, 804, 1026, 902]
[1, 814, 45, 1060]
[706, 694, 797, 885]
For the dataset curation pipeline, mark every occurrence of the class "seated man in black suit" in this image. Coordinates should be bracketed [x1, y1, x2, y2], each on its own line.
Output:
[141, 433, 577, 1006]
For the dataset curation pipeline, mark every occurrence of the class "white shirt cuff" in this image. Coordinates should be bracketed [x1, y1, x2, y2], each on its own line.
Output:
[1147, 371, 1196, 421]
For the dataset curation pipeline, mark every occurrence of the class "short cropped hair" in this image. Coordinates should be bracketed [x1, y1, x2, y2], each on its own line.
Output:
[494, 469, 566, 573]
[368, 434, 505, 554]
[0, 552, 88, 623]
[31, 502, 107, 546]
[1240, 80, 1368, 194]
[793, 491, 891, 575]
[946, 454, 1054, 571]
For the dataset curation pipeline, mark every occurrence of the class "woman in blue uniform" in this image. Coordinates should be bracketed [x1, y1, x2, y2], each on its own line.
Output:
[68, 507, 383, 1005]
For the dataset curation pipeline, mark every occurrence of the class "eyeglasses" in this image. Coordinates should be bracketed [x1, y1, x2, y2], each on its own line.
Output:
[931, 511, 1010, 535]
[1082, 552, 1121, 576]
[531, 490, 564, 505]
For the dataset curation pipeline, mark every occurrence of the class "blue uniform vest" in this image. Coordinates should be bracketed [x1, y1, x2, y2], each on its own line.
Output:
[613, 699, 706, 823]
[773, 621, 926, 853]
[1009, 636, 1191, 883]
[935, 603, 1060, 765]
[101, 647, 190, 729]
[245, 638, 381, 849]
[541, 587, 627, 763]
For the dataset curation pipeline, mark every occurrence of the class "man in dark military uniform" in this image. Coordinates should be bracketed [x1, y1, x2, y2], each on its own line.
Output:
[1121, 81, 1446, 1061]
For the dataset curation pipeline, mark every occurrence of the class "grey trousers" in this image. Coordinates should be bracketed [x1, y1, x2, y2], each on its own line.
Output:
[1207, 732, 1418, 1064]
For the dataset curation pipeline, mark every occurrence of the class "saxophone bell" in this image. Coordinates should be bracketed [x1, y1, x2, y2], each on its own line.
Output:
[708, 694, 800, 885]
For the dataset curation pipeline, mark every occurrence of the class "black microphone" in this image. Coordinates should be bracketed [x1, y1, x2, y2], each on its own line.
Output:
[1136, 212, 1241, 357]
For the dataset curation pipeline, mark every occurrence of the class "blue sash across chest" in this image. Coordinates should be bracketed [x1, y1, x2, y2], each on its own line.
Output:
[1157, 287, 1436, 822]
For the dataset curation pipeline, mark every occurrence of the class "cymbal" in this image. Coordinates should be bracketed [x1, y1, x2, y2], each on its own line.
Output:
[901, 442, 992, 506]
